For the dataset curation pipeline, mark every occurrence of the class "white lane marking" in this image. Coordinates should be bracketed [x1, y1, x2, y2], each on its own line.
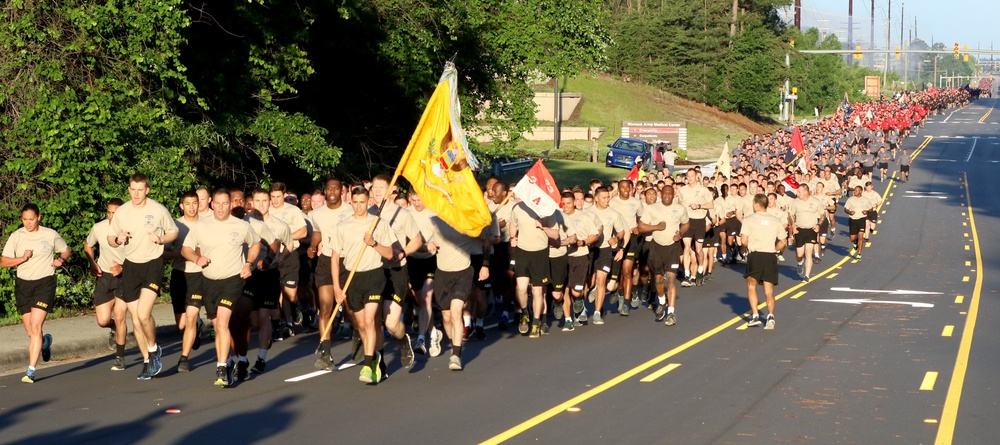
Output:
[811, 298, 934, 308]
[285, 370, 331, 382]
[830, 287, 944, 295]
[922, 159, 957, 162]
[905, 196, 948, 199]
[904, 191, 946, 194]
[965, 137, 978, 162]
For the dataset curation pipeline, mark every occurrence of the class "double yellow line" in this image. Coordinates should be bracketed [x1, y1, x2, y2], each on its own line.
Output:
[479, 177, 901, 445]
[912, 136, 934, 159]
[977, 105, 993, 123]
[934, 172, 984, 444]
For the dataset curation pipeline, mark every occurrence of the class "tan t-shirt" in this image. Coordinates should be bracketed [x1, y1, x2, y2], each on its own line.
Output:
[677, 184, 712, 219]
[511, 202, 551, 252]
[371, 202, 420, 267]
[862, 190, 881, 210]
[562, 209, 599, 258]
[108, 199, 178, 263]
[86, 219, 125, 272]
[494, 199, 516, 242]
[791, 196, 824, 229]
[639, 202, 689, 246]
[408, 207, 438, 260]
[262, 215, 293, 254]
[183, 216, 260, 280]
[847, 175, 867, 192]
[609, 195, 643, 230]
[766, 206, 788, 224]
[741, 212, 787, 253]
[3, 226, 68, 280]
[269, 203, 307, 250]
[843, 196, 872, 220]
[477, 215, 500, 257]
[590, 206, 627, 249]
[545, 211, 568, 258]
[309, 203, 353, 257]
[168, 217, 202, 273]
[246, 216, 276, 266]
[430, 216, 476, 272]
[334, 213, 395, 272]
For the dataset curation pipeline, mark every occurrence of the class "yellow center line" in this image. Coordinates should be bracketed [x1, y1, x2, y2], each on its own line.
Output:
[912, 136, 934, 159]
[935, 172, 984, 444]
[978, 105, 993, 123]
[640, 363, 682, 383]
[921, 372, 940, 391]
[825, 273, 838, 279]
[942, 325, 954, 337]
[790, 291, 808, 299]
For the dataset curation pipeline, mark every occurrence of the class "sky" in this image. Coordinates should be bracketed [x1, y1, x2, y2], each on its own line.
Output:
[778, 0, 999, 52]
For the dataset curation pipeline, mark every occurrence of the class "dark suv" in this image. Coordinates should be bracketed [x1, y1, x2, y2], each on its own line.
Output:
[605, 137, 651, 169]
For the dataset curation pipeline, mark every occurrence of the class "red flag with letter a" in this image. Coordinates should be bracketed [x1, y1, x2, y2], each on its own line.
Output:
[512, 160, 561, 217]
[624, 165, 639, 185]
[780, 174, 800, 190]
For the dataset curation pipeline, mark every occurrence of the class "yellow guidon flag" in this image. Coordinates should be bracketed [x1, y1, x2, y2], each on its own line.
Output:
[397, 62, 491, 237]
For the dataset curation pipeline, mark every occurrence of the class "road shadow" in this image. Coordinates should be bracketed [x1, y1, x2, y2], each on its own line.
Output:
[7, 403, 160, 444]
[720, 291, 750, 317]
[0, 400, 50, 434]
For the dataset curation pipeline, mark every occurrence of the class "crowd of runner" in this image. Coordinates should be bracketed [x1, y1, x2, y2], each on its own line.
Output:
[3, 87, 972, 386]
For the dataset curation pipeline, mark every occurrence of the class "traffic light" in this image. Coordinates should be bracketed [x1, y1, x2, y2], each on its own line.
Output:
[964, 45, 969, 62]
[895, 46, 900, 59]
[790, 39, 795, 48]
[954, 42, 960, 59]
[854, 45, 863, 59]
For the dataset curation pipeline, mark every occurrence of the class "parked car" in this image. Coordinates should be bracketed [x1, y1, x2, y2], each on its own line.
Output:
[605, 137, 651, 169]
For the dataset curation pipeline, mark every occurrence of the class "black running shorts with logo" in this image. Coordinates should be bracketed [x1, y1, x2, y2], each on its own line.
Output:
[201, 275, 244, 320]
[470, 254, 490, 291]
[15, 276, 56, 315]
[866, 210, 878, 223]
[314, 255, 334, 287]
[342, 268, 384, 312]
[592, 247, 614, 276]
[382, 265, 409, 304]
[94, 272, 123, 307]
[793, 227, 818, 245]
[514, 248, 550, 286]
[121, 258, 163, 303]
[878, 162, 889, 170]
[243, 267, 280, 310]
[849, 218, 866, 236]
[901, 165, 910, 173]
[278, 252, 300, 289]
[648, 242, 683, 276]
[727, 217, 742, 237]
[705, 226, 721, 247]
[684, 218, 707, 243]
[407, 256, 436, 291]
[169, 269, 188, 315]
[183, 272, 205, 313]
[434, 267, 471, 308]
[567, 255, 590, 294]
[818, 217, 830, 238]
[298, 253, 314, 287]
[625, 235, 644, 260]
[744, 251, 779, 285]
[548, 255, 568, 292]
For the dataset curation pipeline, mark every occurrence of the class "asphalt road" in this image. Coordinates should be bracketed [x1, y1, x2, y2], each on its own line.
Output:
[1, 99, 997, 445]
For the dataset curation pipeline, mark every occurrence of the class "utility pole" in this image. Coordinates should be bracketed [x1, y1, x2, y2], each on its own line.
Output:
[794, 0, 801, 30]
[901, 3, 905, 88]
[553, 77, 560, 151]
[883, 0, 891, 89]
[847, 0, 854, 64]
[869, 0, 875, 68]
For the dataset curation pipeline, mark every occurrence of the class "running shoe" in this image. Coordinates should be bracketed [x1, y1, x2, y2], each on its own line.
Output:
[764, 314, 775, 330]
[573, 298, 585, 314]
[796, 262, 804, 277]
[359, 355, 382, 384]
[111, 356, 126, 371]
[107, 329, 116, 351]
[620, 304, 630, 316]
[236, 360, 249, 381]
[22, 369, 35, 384]
[498, 312, 510, 331]
[746, 315, 762, 328]
[41, 334, 52, 362]
[695, 273, 705, 287]
[474, 326, 486, 341]
[616, 295, 625, 314]
[400, 334, 415, 369]
[592, 311, 604, 325]
[680, 277, 692, 287]
[517, 313, 530, 335]
[413, 339, 427, 355]
[552, 303, 564, 321]
[462, 326, 472, 342]
[587, 287, 596, 303]
[777, 254, 785, 262]
[654, 305, 666, 322]
[137, 362, 152, 381]
[251, 358, 267, 374]
[706, 272, 713, 282]
[562, 320, 576, 332]
[540, 322, 550, 336]
[802, 275, 810, 283]
[528, 324, 541, 339]
[449, 354, 463, 371]
[429, 328, 442, 357]
[177, 357, 190, 373]
[630, 295, 641, 309]
[214, 366, 229, 387]
[609, 293, 620, 307]
[572, 318, 583, 328]
[285, 322, 296, 338]
[314, 352, 333, 371]
[578, 308, 589, 323]
[149, 345, 163, 376]
[855, 254, 862, 261]
[664, 313, 676, 326]
[294, 306, 304, 325]
[272, 326, 284, 343]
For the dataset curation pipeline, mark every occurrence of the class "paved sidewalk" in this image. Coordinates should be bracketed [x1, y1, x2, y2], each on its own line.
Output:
[0, 304, 186, 375]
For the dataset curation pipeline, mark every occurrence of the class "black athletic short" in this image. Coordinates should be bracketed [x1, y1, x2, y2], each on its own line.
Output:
[434, 267, 471, 308]
[278, 252, 300, 289]
[93, 272, 122, 307]
[863, 166, 874, 175]
[514, 248, 550, 286]
[566, 255, 590, 294]
[342, 268, 384, 312]
[684, 217, 707, 243]
[818, 217, 830, 238]
[592, 247, 614, 275]
[549, 255, 568, 292]
[469, 254, 489, 291]
[625, 235, 643, 260]
[314, 255, 335, 287]
[705, 226, 721, 247]
[243, 267, 280, 310]
[744, 251, 779, 285]
[201, 275, 244, 320]
[298, 253, 313, 286]
[727, 217, 742, 237]
[647, 242, 682, 276]
[15, 275, 56, 315]
[901, 165, 910, 173]
[121, 258, 163, 303]
[170, 270, 204, 314]
[878, 162, 889, 170]
[848, 218, 867, 236]
[382, 265, 409, 304]
[407, 256, 436, 291]
[866, 210, 878, 223]
[793, 227, 818, 245]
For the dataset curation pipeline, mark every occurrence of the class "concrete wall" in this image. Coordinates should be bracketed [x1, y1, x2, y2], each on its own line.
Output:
[534, 92, 582, 123]
[472, 126, 606, 143]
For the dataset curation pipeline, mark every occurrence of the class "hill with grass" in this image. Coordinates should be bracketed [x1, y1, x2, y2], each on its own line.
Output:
[501, 73, 780, 162]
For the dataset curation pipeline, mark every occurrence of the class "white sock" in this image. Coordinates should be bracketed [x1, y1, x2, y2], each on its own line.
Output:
[463, 315, 472, 327]
[258, 349, 268, 360]
[667, 306, 675, 314]
[217, 362, 227, 368]
[697, 266, 704, 274]
[147, 344, 157, 353]
[658, 296, 667, 305]
[27, 366, 35, 373]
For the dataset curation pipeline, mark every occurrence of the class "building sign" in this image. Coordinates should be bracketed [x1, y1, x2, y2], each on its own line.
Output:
[620, 121, 687, 150]
[864, 76, 881, 97]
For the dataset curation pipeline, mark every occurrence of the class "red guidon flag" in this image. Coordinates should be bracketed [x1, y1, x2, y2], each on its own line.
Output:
[512, 160, 561, 217]
[780, 174, 800, 190]
[624, 164, 639, 185]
